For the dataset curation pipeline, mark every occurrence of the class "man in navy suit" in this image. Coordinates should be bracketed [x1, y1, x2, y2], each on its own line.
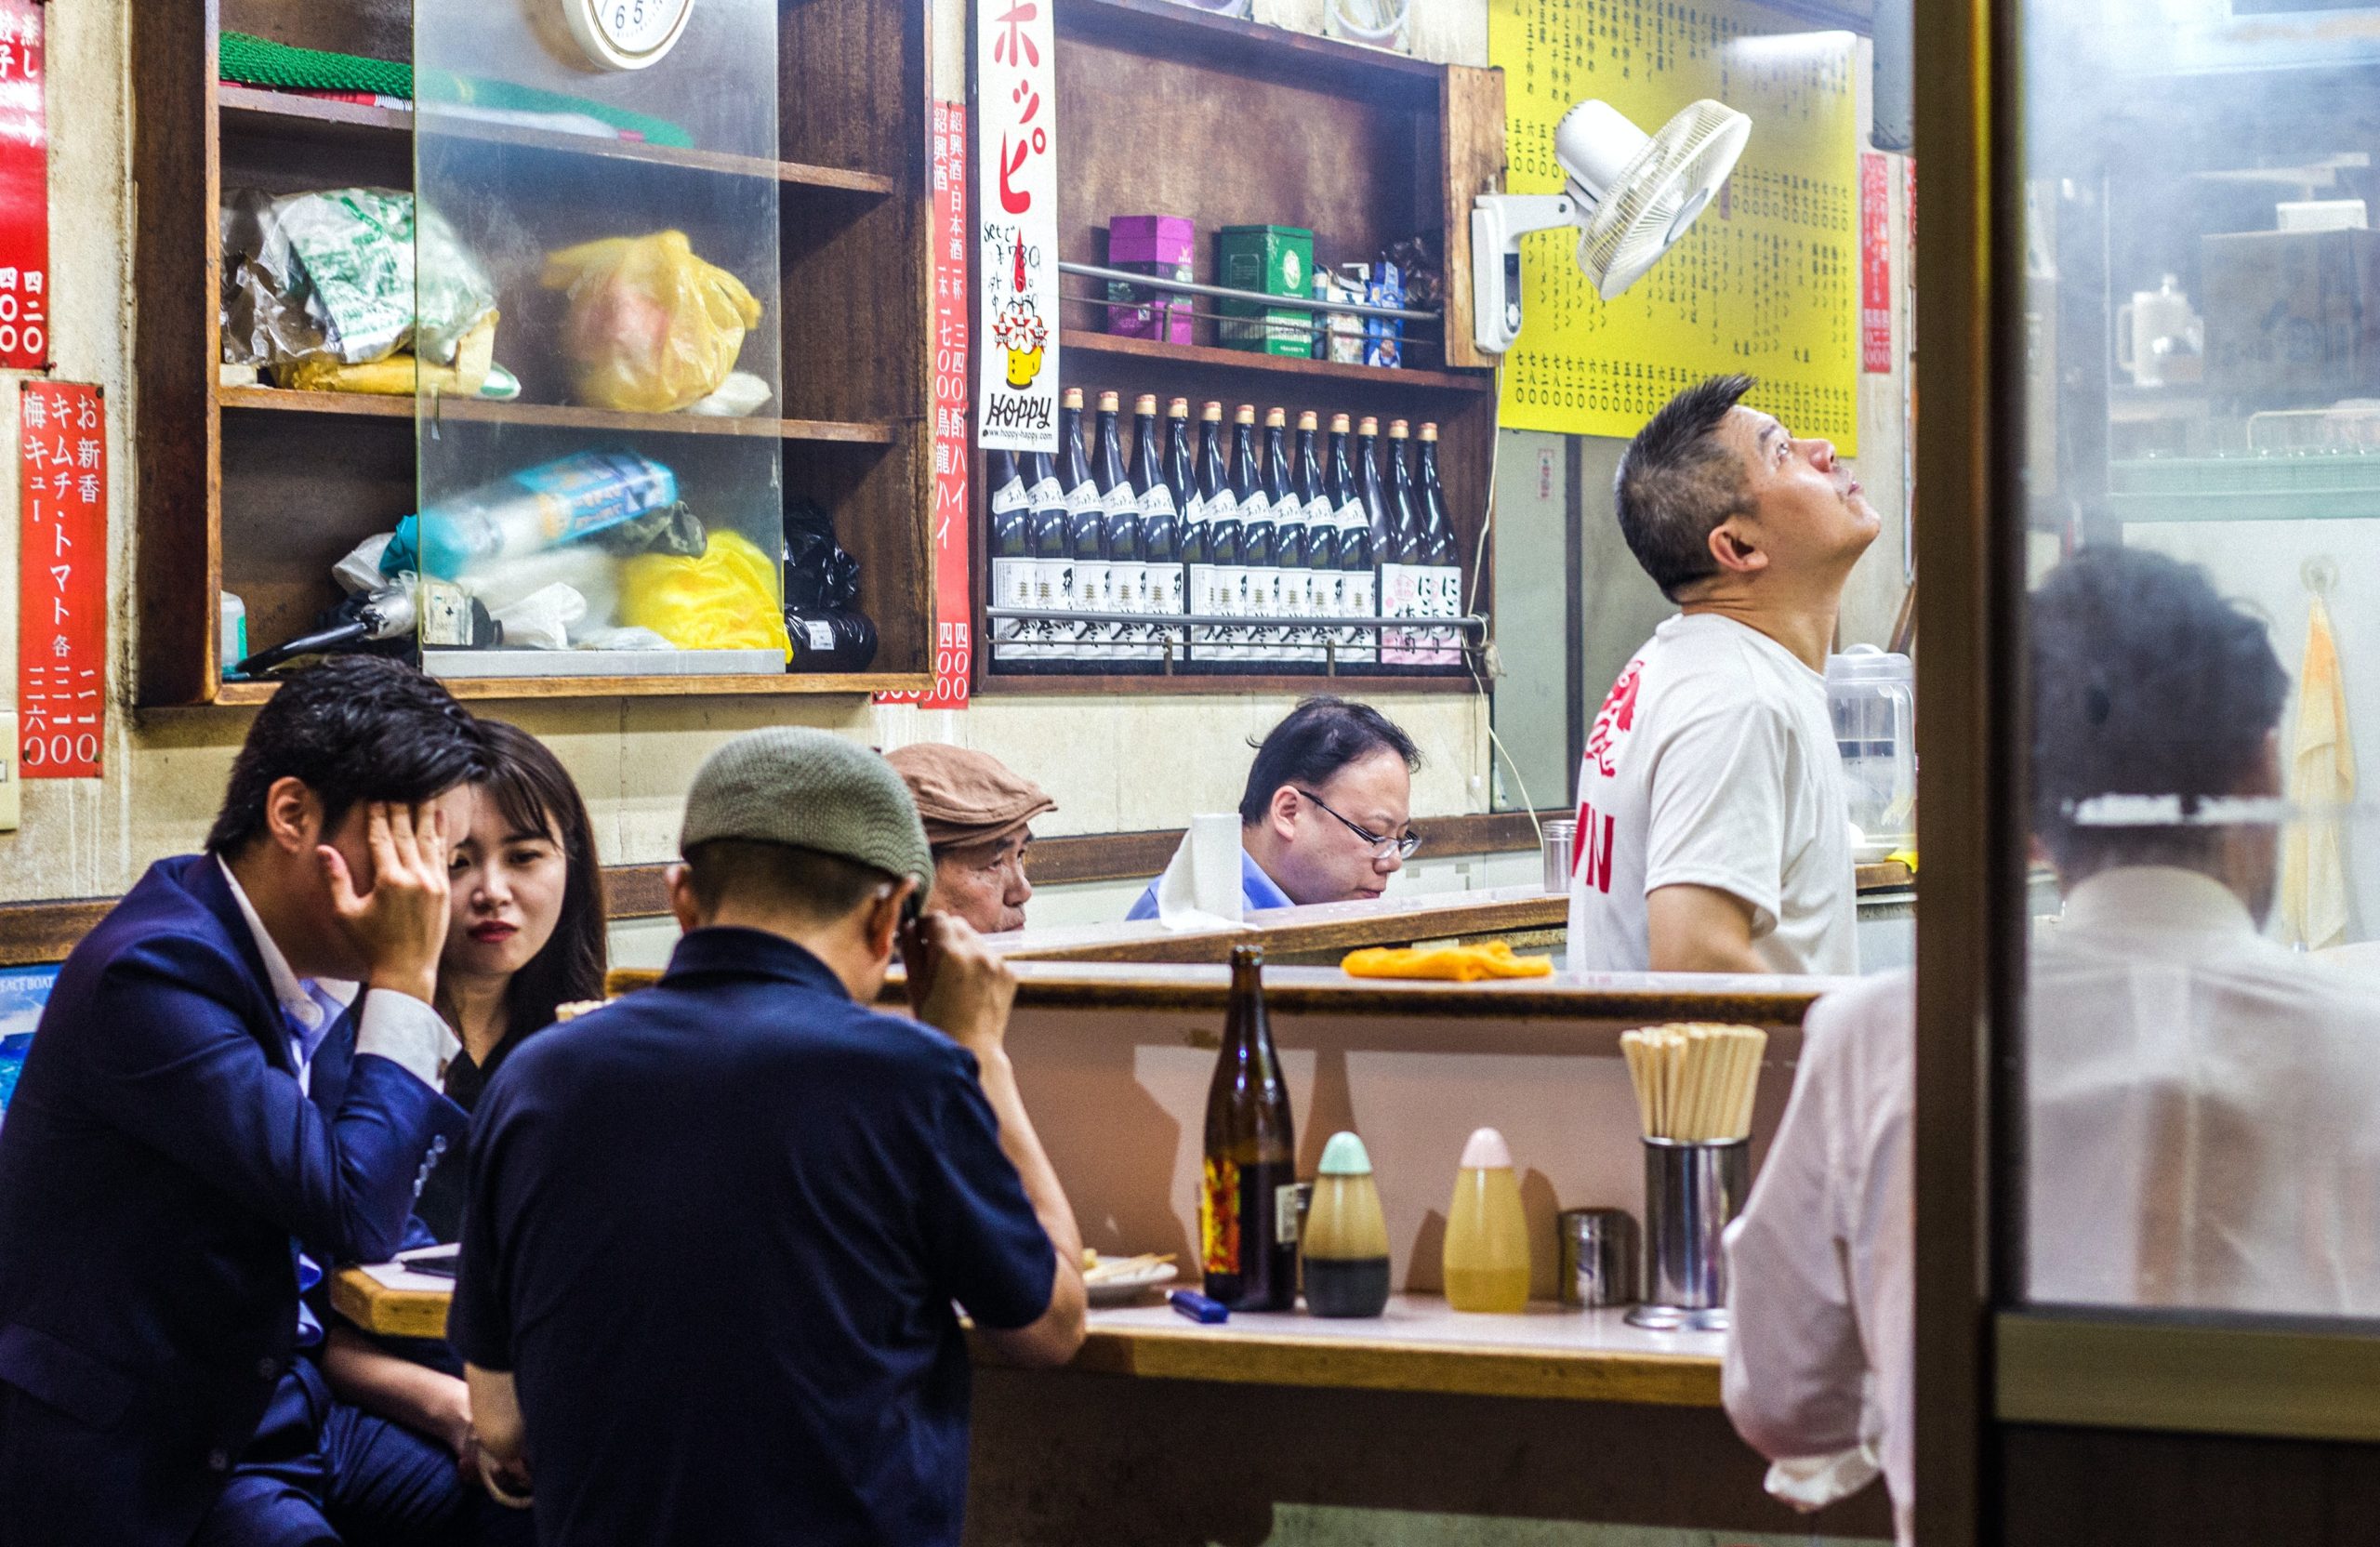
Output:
[0, 656, 490, 1547]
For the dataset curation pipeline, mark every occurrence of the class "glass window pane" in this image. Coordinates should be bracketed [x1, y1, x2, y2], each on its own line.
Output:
[412, 0, 785, 681]
[2017, 0, 2380, 1317]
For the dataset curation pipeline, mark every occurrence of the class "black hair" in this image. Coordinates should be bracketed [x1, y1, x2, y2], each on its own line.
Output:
[682, 839, 893, 925]
[205, 655, 488, 856]
[2030, 547, 2289, 875]
[1237, 697, 1421, 826]
[1613, 374, 1758, 601]
[465, 722, 608, 1051]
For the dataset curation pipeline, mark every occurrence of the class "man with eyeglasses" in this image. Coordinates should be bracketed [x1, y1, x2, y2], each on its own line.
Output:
[888, 744, 1057, 935]
[1571, 375, 1877, 976]
[1128, 697, 1422, 919]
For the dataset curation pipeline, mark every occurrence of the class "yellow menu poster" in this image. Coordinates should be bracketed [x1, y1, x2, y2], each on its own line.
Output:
[1487, 0, 1859, 450]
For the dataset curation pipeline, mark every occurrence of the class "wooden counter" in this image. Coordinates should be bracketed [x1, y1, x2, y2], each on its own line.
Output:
[981, 1294, 1724, 1407]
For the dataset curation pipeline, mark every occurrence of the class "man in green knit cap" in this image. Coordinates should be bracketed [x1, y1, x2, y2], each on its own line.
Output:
[449, 728, 1086, 1546]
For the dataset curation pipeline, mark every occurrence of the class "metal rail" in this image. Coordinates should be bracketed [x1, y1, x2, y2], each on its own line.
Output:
[1055, 259, 1440, 324]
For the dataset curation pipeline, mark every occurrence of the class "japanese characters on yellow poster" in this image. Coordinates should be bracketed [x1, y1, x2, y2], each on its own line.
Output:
[1487, 0, 1859, 451]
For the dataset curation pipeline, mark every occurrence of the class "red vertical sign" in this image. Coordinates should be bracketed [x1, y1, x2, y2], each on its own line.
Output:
[880, 102, 973, 710]
[1859, 152, 1892, 374]
[20, 383, 104, 777]
[0, 1, 46, 372]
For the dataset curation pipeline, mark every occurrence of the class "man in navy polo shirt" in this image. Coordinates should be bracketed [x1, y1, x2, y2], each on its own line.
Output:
[451, 728, 1087, 1546]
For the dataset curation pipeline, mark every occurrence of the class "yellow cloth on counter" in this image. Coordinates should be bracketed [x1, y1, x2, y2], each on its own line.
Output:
[1340, 942, 1554, 982]
[2281, 593, 2356, 951]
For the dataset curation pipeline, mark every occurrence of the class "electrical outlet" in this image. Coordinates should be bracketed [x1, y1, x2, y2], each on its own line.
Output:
[0, 714, 20, 832]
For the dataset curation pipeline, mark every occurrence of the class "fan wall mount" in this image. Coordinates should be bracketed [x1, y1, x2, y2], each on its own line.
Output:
[1470, 99, 1752, 355]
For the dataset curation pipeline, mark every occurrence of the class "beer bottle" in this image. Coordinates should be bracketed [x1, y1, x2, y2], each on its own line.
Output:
[1196, 402, 1239, 669]
[1091, 390, 1136, 664]
[1230, 405, 1274, 669]
[1293, 410, 1337, 663]
[987, 449, 1031, 668]
[1055, 389, 1100, 665]
[1416, 421, 1460, 668]
[1263, 408, 1310, 664]
[1327, 414, 1377, 667]
[1024, 449, 1068, 668]
[1200, 945, 1299, 1311]
[1131, 394, 1180, 668]
[1354, 416, 1392, 671]
[1382, 418, 1422, 666]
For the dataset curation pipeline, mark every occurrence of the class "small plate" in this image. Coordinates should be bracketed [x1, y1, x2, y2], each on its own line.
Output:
[1084, 1261, 1179, 1306]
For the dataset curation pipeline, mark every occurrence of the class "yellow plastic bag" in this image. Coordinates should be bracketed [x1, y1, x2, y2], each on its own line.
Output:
[619, 530, 793, 661]
[541, 231, 762, 413]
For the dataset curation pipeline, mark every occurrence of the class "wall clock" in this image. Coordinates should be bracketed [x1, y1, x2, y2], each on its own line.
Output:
[552, 0, 695, 71]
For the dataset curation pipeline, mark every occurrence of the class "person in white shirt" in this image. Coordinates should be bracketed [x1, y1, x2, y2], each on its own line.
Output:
[1569, 375, 1879, 976]
[1721, 548, 2380, 1545]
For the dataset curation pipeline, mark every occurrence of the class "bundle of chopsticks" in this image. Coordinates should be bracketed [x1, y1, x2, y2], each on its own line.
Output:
[1619, 1023, 1767, 1142]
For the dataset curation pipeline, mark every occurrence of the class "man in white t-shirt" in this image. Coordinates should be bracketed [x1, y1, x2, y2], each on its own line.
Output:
[1570, 375, 1880, 975]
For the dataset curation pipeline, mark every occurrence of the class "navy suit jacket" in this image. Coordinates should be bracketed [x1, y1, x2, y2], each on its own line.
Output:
[0, 854, 466, 1547]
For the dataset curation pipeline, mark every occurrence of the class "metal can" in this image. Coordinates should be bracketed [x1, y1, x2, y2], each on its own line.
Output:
[1556, 1206, 1639, 1308]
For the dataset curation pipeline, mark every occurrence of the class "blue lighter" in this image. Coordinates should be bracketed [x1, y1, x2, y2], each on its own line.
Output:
[1168, 1289, 1229, 1324]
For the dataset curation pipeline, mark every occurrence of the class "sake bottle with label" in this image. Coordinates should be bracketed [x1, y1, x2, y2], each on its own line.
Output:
[1192, 401, 1237, 671]
[1303, 1131, 1392, 1317]
[1133, 395, 1182, 668]
[987, 449, 1032, 668]
[1200, 945, 1298, 1310]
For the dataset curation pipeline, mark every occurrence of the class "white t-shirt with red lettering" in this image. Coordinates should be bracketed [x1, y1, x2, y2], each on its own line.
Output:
[1567, 612, 1858, 976]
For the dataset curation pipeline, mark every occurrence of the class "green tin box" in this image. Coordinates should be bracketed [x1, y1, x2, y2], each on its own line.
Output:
[1217, 224, 1316, 356]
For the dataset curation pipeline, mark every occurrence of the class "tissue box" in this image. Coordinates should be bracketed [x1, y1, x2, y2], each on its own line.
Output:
[1218, 224, 1316, 356]
[1104, 216, 1195, 344]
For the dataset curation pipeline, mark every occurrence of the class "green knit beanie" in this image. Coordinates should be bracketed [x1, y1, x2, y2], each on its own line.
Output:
[681, 729, 933, 896]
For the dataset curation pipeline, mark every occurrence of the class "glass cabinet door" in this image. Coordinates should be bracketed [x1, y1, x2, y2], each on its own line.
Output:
[1937, 0, 2380, 1539]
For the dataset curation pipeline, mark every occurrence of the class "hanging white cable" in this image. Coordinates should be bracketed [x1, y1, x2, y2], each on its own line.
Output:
[1462, 362, 1548, 850]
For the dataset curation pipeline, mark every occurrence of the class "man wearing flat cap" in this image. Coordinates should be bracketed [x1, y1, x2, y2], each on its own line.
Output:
[449, 729, 1087, 1547]
[887, 744, 1056, 935]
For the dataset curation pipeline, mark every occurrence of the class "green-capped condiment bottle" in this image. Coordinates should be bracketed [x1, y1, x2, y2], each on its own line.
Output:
[1302, 1131, 1392, 1317]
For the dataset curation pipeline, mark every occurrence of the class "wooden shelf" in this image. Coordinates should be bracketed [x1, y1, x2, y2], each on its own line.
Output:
[210, 672, 925, 707]
[218, 86, 898, 196]
[217, 385, 898, 445]
[1051, 0, 1444, 104]
[1057, 329, 1491, 394]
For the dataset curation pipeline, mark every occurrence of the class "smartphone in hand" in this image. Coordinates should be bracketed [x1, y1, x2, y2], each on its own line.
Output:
[898, 892, 937, 1007]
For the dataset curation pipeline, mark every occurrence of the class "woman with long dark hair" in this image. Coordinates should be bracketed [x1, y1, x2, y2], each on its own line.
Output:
[416, 722, 607, 1238]
[322, 722, 604, 1522]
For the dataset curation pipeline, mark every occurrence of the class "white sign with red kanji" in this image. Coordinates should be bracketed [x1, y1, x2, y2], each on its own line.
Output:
[974, 0, 1059, 455]
[20, 383, 104, 777]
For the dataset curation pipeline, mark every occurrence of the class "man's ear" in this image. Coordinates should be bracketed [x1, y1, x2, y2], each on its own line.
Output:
[263, 776, 323, 856]
[1704, 516, 1769, 578]
[1268, 784, 1301, 841]
[863, 878, 918, 961]
[666, 863, 705, 934]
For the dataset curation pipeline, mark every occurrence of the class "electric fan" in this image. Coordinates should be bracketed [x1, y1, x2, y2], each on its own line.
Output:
[1471, 98, 1752, 354]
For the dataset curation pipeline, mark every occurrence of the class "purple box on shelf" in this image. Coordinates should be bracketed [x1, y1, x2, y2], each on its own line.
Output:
[1105, 216, 1196, 344]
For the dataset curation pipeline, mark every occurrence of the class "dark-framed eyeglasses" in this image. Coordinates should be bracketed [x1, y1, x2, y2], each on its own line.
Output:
[1294, 788, 1422, 860]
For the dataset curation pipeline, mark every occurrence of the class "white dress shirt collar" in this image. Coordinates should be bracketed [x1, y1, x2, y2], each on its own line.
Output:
[216, 856, 359, 1034]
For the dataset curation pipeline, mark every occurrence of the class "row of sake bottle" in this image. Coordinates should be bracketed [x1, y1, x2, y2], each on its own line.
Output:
[986, 389, 1465, 673]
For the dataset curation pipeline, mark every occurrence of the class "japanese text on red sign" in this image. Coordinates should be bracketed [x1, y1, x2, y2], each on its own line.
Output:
[1859, 152, 1892, 374]
[879, 102, 974, 711]
[20, 384, 105, 777]
[0, 0, 46, 372]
